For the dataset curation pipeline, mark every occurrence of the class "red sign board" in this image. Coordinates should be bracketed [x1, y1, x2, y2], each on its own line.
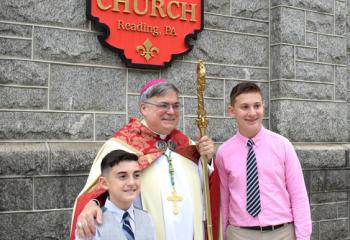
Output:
[87, 0, 203, 69]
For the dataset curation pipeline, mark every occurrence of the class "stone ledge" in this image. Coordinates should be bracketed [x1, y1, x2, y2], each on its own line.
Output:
[294, 144, 348, 168]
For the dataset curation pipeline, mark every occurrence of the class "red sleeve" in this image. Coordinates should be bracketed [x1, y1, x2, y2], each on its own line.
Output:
[210, 163, 221, 240]
[70, 188, 107, 240]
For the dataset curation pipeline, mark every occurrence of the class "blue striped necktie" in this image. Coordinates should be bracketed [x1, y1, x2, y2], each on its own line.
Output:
[122, 211, 135, 240]
[246, 139, 261, 217]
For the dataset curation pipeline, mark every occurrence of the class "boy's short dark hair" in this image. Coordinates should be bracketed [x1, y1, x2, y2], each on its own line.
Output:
[230, 82, 262, 105]
[101, 150, 138, 174]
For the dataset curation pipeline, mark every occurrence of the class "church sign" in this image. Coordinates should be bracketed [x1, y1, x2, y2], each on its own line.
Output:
[87, 0, 204, 69]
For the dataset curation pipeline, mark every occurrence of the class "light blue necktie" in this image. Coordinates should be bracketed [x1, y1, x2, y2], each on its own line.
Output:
[246, 139, 261, 217]
[122, 212, 134, 240]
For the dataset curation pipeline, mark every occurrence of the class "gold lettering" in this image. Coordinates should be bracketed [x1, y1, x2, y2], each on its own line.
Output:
[118, 20, 125, 29]
[151, 0, 166, 18]
[112, 0, 130, 13]
[97, 0, 111, 10]
[167, 1, 180, 20]
[180, 3, 196, 22]
[134, 0, 148, 15]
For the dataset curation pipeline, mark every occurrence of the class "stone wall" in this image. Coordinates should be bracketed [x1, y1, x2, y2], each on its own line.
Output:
[0, 0, 349, 239]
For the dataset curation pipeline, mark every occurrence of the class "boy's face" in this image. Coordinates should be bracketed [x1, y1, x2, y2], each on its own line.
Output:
[228, 91, 264, 139]
[100, 161, 141, 210]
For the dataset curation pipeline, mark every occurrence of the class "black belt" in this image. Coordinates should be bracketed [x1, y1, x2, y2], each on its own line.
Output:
[240, 223, 290, 231]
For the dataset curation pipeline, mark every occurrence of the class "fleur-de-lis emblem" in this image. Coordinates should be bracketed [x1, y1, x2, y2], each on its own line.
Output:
[136, 38, 159, 62]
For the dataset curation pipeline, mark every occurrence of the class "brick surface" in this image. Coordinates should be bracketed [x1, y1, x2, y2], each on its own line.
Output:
[205, 14, 269, 35]
[0, 23, 32, 38]
[50, 64, 126, 111]
[0, 143, 48, 176]
[0, 86, 47, 109]
[49, 142, 102, 173]
[0, 59, 49, 86]
[0, 210, 71, 240]
[231, 0, 269, 20]
[0, 37, 31, 58]
[0, 178, 33, 211]
[271, 100, 348, 142]
[0, 112, 93, 140]
[0, 0, 87, 28]
[34, 176, 86, 209]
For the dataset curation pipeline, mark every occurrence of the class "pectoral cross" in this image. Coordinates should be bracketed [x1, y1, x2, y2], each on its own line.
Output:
[167, 189, 182, 215]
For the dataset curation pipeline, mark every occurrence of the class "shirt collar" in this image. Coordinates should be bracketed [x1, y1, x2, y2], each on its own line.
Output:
[236, 126, 265, 147]
[104, 198, 135, 223]
[140, 119, 167, 139]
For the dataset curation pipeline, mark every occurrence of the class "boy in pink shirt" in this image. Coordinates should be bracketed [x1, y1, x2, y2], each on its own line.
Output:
[215, 82, 312, 240]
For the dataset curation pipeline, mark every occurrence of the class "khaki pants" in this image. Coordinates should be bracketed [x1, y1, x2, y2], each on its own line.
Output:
[227, 223, 296, 240]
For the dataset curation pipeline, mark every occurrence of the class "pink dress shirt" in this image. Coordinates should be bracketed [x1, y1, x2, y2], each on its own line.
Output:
[215, 127, 312, 240]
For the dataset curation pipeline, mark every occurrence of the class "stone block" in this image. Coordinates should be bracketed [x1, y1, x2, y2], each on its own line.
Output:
[163, 62, 225, 98]
[184, 97, 225, 116]
[335, 67, 347, 101]
[306, 12, 334, 34]
[310, 170, 326, 192]
[295, 144, 347, 168]
[0, 86, 47, 109]
[0, 112, 93, 140]
[335, 1, 346, 35]
[347, 15, 350, 34]
[205, 64, 269, 81]
[271, 0, 294, 6]
[271, 81, 333, 100]
[50, 64, 126, 111]
[271, 45, 294, 79]
[296, 47, 317, 61]
[231, 0, 269, 20]
[338, 202, 348, 218]
[225, 80, 269, 117]
[270, 100, 348, 142]
[0, 211, 71, 240]
[33, 27, 122, 66]
[204, 0, 230, 15]
[95, 114, 126, 140]
[161, 61, 197, 96]
[128, 69, 159, 93]
[49, 142, 102, 173]
[311, 203, 338, 221]
[184, 117, 236, 142]
[263, 0, 334, 13]
[161, 61, 225, 97]
[306, 32, 317, 47]
[0, 37, 31, 58]
[0, 178, 32, 211]
[271, 7, 305, 44]
[204, 14, 268, 35]
[0, 59, 49, 86]
[34, 176, 86, 209]
[186, 31, 268, 67]
[318, 35, 347, 64]
[127, 95, 142, 119]
[311, 222, 319, 240]
[0, 143, 48, 176]
[310, 192, 348, 204]
[296, 62, 333, 83]
[0, 22, 32, 38]
[319, 219, 348, 240]
[324, 170, 350, 190]
[0, 0, 86, 28]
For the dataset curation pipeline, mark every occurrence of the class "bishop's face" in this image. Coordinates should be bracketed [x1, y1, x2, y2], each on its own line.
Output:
[140, 89, 180, 135]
